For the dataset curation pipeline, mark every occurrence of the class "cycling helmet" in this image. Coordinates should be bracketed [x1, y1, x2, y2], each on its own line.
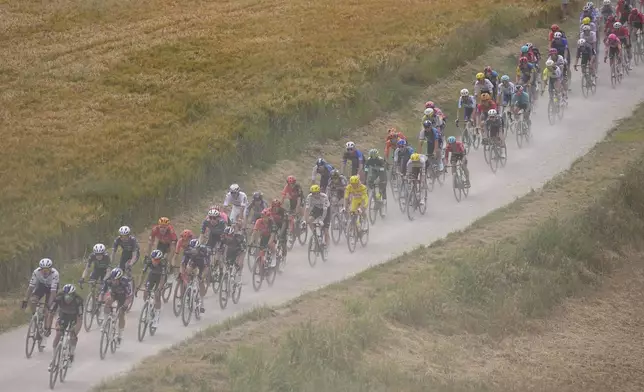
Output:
[229, 183, 240, 193]
[604, 0, 611, 4]
[151, 249, 163, 260]
[582, 25, 591, 32]
[480, 92, 491, 101]
[582, 16, 591, 25]
[609, 33, 618, 40]
[632, 8, 639, 14]
[500, 75, 510, 82]
[93, 243, 106, 254]
[207, 208, 220, 217]
[224, 226, 235, 236]
[578, 38, 586, 46]
[286, 175, 296, 184]
[346, 141, 356, 150]
[271, 199, 282, 208]
[460, 88, 469, 96]
[397, 139, 407, 146]
[545, 59, 555, 67]
[586, 1, 594, 8]
[488, 109, 498, 117]
[424, 108, 434, 116]
[519, 56, 529, 65]
[158, 217, 170, 226]
[368, 148, 378, 158]
[62, 284, 76, 295]
[181, 229, 194, 239]
[189, 238, 200, 248]
[316, 158, 326, 167]
[516, 85, 524, 94]
[310, 184, 321, 193]
[583, 4, 591, 11]
[554, 31, 562, 39]
[525, 42, 534, 49]
[349, 175, 360, 185]
[331, 169, 340, 178]
[111, 268, 124, 279]
[424, 101, 435, 109]
[551, 24, 559, 31]
[119, 226, 131, 236]
[261, 208, 271, 217]
[422, 120, 433, 129]
[476, 72, 485, 80]
[521, 45, 529, 53]
[39, 258, 53, 269]
[614, 22, 622, 29]
[252, 191, 263, 200]
[548, 48, 558, 55]
[484, 66, 492, 73]
[447, 136, 456, 144]
[410, 153, 420, 162]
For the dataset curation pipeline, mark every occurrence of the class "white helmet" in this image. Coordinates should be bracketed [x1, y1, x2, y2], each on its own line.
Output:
[603, 0, 610, 4]
[582, 25, 591, 32]
[62, 284, 76, 295]
[207, 208, 220, 217]
[586, 1, 594, 7]
[614, 22, 622, 29]
[229, 183, 240, 193]
[424, 108, 434, 116]
[487, 109, 498, 117]
[578, 38, 586, 46]
[39, 258, 53, 269]
[460, 88, 469, 97]
[93, 243, 106, 254]
[545, 59, 555, 67]
[118, 226, 131, 236]
[345, 141, 355, 149]
[554, 31, 562, 39]
[583, 4, 591, 10]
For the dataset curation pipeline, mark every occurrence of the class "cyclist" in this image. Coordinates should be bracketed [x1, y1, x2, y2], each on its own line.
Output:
[304, 184, 331, 247]
[112, 226, 140, 271]
[221, 226, 246, 283]
[516, 57, 537, 101]
[546, 48, 569, 94]
[617, 0, 633, 23]
[146, 217, 177, 266]
[574, 38, 597, 81]
[510, 85, 533, 129]
[406, 153, 427, 206]
[268, 199, 289, 263]
[473, 73, 494, 103]
[22, 258, 59, 321]
[244, 191, 268, 230]
[605, 14, 617, 36]
[206, 204, 229, 225]
[418, 119, 441, 171]
[46, 284, 83, 367]
[311, 158, 335, 193]
[175, 229, 194, 259]
[580, 23, 598, 60]
[526, 43, 542, 65]
[498, 75, 516, 121]
[141, 249, 167, 327]
[341, 141, 365, 182]
[200, 208, 227, 271]
[542, 59, 564, 100]
[444, 136, 470, 188]
[424, 101, 448, 132]
[181, 239, 208, 313]
[79, 243, 111, 287]
[549, 25, 567, 44]
[629, 8, 644, 35]
[422, 108, 444, 133]
[601, 0, 615, 24]
[327, 170, 348, 208]
[100, 268, 132, 345]
[485, 109, 506, 158]
[456, 88, 476, 127]
[393, 139, 415, 177]
[581, 16, 598, 35]
[604, 33, 623, 74]
[343, 175, 369, 232]
[223, 184, 248, 225]
[483, 66, 499, 101]
[364, 148, 388, 205]
[477, 93, 497, 134]
[250, 208, 277, 268]
[580, 2, 598, 23]
[384, 128, 407, 163]
[281, 175, 305, 217]
[613, 22, 632, 68]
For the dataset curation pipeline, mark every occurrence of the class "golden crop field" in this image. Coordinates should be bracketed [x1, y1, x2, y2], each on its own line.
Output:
[0, 0, 543, 285]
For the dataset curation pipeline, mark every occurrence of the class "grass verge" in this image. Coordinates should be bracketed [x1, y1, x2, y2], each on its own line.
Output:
[93, 92, 644, 391]
[0, 0, 566, 292]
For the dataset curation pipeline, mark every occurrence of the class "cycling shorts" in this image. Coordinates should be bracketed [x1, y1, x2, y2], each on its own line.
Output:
[310, 206, 331, 229]
[349, 196, 367, 213]
[463, 107, 474, 121]
[489, 126, 502, 139]
[33, 282, 55, 303]
[182, 257, 205, 277]
[145, 273, 164, 292]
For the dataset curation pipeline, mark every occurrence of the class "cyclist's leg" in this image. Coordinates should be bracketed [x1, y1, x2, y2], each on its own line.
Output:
[462, 157, 471, 184]
[377, 171, 387, 200]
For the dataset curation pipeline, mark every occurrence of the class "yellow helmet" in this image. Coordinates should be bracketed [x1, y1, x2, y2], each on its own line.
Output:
[476, 72, 485, 80]
[310, 184, 320, 193]
[410, 153, 420, 162]
[349, 175, 360, 185]
[158, 217, 170, 226]
[582, 16, 591, 25]
[480, 92, 491, 101]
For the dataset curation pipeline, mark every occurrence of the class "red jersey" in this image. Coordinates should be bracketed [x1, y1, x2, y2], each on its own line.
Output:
[281, 183, 303, 200]
[253, 218, 274, 237]
[615, 26, 629, 39]
[175, 237, 192, 254]
[628, 12, 644, 25]
[477, 100, 497, 113]
[150, 225, 177, 245]
[445, 141, 466, 155]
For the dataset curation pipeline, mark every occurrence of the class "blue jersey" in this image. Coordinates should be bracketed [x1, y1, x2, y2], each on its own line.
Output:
[511, 92, 530, 106]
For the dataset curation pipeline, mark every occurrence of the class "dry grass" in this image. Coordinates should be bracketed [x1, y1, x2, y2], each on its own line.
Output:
[0, 0, 555, 290]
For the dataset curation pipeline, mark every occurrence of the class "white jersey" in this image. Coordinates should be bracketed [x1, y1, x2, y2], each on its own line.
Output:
[405, 154, 428, 173]
[473, 78, 494, 97]
[580, 30, 597, 45]
[29, 267, 60, 291]
[223, 191, 248, 208]
[580, 22, 597, 34]
[305, 193, 330, 219]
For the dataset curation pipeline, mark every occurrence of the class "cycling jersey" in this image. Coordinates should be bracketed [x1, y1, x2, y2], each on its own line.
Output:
[418, 126, 440, 156]
[629, 12, 644, 27]
[445, 141, 466, 156]
[182, 245, 208, 276]
[542, 66, 563, 80]
[486, 117, 504, 139]
[311, 163, 335, 188]
[86, 252, 111, 271]
[244, 199, 268, 222]
[477, 100, 497, 114]
[327, 176, 348, 202]
[223, 191, 248, 208]
[101, 277, 132, 297]
[50, 292, 84, 317]
[581, 30, 597, 46]
[281, 183, 304, 202]
[29, 267, 60, 291]
[406, 155, 427, 179]
[580, 21, 598, 33]
[422, 113, 444, 128]
[112, 235, 140, 257]
[473, 78, 494, 97]
[344, 183, 368, 212]
[511, 92, 531, 106]
[150, 224, 177, 246]
[384, 132, 407, 159]
[223, 233, 247, 263]
[458, 95, 476, 109]
[548, 54, 567, 69]
[499, 82, 516, 105]
[342, 149, 364, 175]
[550, 37, 568, 57]
[393, 146, 414, 164]
[201, 216, 227, 247]
[305, 193, 330, 220]
[253, 218, 275, 238]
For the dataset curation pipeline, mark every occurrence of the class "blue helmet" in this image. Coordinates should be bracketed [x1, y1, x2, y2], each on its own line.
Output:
[521, 45, 529, 53]
[447, 136, 456, 144]
[397, 139, 407, 147]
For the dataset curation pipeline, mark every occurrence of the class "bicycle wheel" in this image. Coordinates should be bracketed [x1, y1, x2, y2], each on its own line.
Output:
[499, 144, 508, 167]
[219, 271, 230, 310]
[581, 71, 589, 98]
[471, 126, 481, 150]
[109, 318, 118, 353]
[172, 279, 184, 317]
[346, 220, 357, 253]
[398, 182, 407, 213]
[286, 227, 296, 251]
[483, 144, 491, 164]
[418, 181, 428, 215]
[462, 169, 470, 198]
[266, 257, 277, 287]
[436, 165, 445, 187]
[252, 257, 264, 291]
[99, 317, 111, 360]
[368, 193, 378, 225]
[181, 286, 193, 327]
[453, 173, 462, 202]
[232, 267, 242, 304]
[330, 213, 342, 245]
[297, 220, 308, 245]
[359, 214, 369, 247]
[59, 342, 69, 383]
[307, 234, 318, 267]
[547, 99, 556, 125]
[25, 315, 38, 359]
[389, 170, 399, 201]
[320, 234, 329, 262]
[405, 186, 417, 221]
[49, 343, 62, 389]
[161, 279, 172, 303]
[137, 302, 149, 342]
[83, 294, 95, 332]
[489, 146, 499, 173]
[149, 306, 157, 336]
[379, 196, 387, 218]
[515, 122, 524, 149]
[194, 293, 202, 321]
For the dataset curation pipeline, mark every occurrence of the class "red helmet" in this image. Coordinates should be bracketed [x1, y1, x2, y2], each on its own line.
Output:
[424, 101, 435, 109]
[519, 56, 528, 65]
[484, 66, 492, 73]
[550, 24, 559, 32]
[181, 229, 194, 240]
[271, 199, 282, 208]
[632, 8, 639, 14]
[548, 48, 558, 55]
[286, 175, 296, 184]
[608, 33, 618, 41]
[261, 208, 271, 217]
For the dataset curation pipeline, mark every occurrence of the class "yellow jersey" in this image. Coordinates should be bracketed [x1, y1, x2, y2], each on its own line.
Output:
[344, 183, 369, 212]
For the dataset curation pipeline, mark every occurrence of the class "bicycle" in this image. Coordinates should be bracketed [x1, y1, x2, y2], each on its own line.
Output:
[48, 321, 75, 389]
[367, 183, 387, 225]
[99, 299, 125, 360]
[426, 156, 446, 192]
[483, 136, 507, 173]
[286, 212, 307, 250]
[405, 175, 427, 221]
[579, 62, 597, 98]
[513, 110, 532, 149]
[449, 160, 469, 202]
[250, 244, 277, 291]
[80, 279, 105, 332]
[25, 302, 46, 359]
[330, 208, 349, 245]
[218, 252, 242, 310]
[180, 265, 203, 327]
[456, 118, 480, 152]
[159, 266, 178, 304]
[208, 245, 224, 294]
[609, 54, 623, 87]
[307, 220, 328, 267]
[388, 164, 401, 202]
[346, 209, 369, 253]
[546, 88, 566, 125]
[172, 269, 186, 318]
[136, 287, 160, 342]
